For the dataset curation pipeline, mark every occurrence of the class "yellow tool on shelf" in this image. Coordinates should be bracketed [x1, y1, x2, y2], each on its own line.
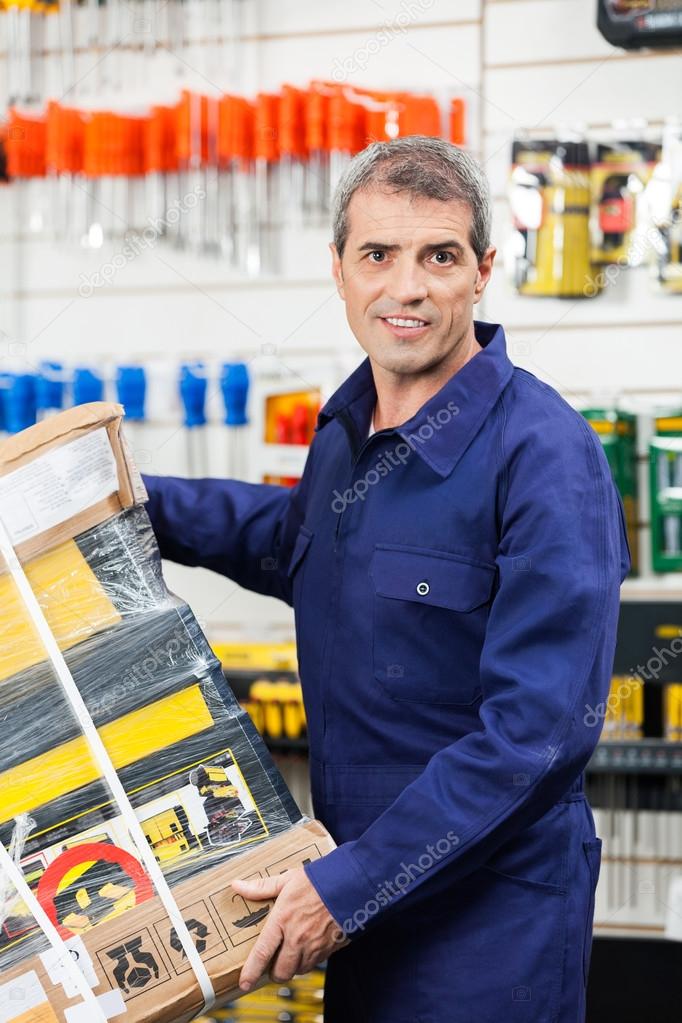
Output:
[602, 674, 644, 741]
[247, 679, 306, 742]
[665, 684, 682, 742]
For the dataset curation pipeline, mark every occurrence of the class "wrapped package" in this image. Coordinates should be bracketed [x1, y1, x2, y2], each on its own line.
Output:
[0, 403, 334, 1022]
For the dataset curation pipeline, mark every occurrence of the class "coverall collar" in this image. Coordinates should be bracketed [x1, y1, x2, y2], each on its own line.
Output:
[316, 320, 514, 478]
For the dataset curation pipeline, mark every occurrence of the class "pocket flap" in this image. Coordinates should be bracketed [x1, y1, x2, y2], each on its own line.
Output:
[371, 545, 495, 612]
[287, 525, 314, 578]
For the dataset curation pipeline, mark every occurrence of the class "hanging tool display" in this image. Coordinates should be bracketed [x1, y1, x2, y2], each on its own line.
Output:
[650, 414, 682, 573]
[582, 408, 639, 574]
[3, 82, 467, 269]
[597, 0, 682, 49]
[508, 137, 594, 298]
[506, 129, 682, 298]
[590, 140, 659, 265]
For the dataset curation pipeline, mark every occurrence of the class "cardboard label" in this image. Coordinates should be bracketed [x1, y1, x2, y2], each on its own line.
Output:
[0, 430, 118, 546]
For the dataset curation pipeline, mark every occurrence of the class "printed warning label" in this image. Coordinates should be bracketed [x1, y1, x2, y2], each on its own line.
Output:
[153, 900, 226, 976]
[210, 872, 272, 949]
[97, 928, 169, 1001]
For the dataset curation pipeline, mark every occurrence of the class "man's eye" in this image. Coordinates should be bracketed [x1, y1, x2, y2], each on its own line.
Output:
[431, 251, 454, 265]
[368, 251, 386, 263]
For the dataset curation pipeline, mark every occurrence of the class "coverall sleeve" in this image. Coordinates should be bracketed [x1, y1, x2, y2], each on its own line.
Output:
[142, 461, 312, 606]
[304, 414, 630, 935]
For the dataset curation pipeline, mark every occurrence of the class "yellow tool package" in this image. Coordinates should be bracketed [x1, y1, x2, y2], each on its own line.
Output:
[0, 403, 333, 1023]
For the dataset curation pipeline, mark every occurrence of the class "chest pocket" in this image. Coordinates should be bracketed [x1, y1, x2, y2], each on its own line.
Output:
[370, 545, 496, 705]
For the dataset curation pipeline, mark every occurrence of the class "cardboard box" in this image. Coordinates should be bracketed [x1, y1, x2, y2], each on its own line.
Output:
[0, 820, 333, 1023]
[0, 405, 334, 1021]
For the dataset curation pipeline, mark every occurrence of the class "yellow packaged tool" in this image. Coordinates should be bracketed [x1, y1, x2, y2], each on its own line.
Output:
[0, 403, 333, 1022]
[509, 137, 595, 298]
[590, 140, 659, 266]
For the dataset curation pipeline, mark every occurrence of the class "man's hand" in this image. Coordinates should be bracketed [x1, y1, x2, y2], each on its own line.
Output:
[232, 868, 348, 991]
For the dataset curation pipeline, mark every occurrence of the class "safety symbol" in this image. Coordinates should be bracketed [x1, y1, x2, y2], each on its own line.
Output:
[98, 928, 169, 1000]
[170, 919, 208, 956]
[107, 937, 159, 993]
[154, 901, 226, 976]
[210, 872, 272, 950]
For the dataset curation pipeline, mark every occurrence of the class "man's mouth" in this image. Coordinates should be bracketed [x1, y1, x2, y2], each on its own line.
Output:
[380, 316, 431, 337]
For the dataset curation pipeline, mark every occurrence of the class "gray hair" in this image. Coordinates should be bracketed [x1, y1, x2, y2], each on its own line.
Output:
[332, 135, 492, 263]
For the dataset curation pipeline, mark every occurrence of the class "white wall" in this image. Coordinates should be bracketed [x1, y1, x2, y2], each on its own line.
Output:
[1, 0, 681, 635]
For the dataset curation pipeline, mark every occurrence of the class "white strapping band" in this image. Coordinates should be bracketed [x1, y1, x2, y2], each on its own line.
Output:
[0, 515, 216, 1014]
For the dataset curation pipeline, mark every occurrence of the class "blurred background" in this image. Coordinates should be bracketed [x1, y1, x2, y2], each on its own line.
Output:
[1, 1, 682, 1020]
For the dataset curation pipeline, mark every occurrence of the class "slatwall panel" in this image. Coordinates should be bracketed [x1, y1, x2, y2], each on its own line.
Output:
[1, 0, 681, 625]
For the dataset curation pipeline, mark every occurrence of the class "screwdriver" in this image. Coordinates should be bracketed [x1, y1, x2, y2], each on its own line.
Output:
[179, 361, 208, 478]
[116, 364, 148, 468]
[254, 92, 280, 275]
[221, 362, 249, 480]
[36, 360, 64, 419]
[5, 373, 37, 433]
[72, 366, 103, 406]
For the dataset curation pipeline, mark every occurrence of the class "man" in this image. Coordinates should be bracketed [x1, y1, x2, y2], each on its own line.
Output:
[144, 136, 629, 1022]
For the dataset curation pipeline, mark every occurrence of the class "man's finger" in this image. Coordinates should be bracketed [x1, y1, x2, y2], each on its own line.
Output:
[269, 945, 303, 985]
[232, 874, 288, 901]
[239, 917, 284, 991]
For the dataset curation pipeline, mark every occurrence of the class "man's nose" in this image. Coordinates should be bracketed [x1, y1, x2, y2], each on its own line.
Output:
[386, 259, 428, 306]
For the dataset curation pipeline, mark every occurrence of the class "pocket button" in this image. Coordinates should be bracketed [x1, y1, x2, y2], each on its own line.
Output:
[416, 580, 430, 596]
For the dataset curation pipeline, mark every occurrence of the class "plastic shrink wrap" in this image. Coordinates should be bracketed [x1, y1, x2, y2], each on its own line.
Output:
[0, 403, 333, 1023]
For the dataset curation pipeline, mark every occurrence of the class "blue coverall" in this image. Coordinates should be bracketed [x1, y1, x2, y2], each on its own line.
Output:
[144, 320, 630, 1023]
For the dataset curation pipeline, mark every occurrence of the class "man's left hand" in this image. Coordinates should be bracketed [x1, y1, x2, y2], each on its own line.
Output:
[232, 868, 348, 991]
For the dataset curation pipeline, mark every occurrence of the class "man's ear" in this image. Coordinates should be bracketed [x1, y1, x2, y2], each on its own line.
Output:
[473, 246, 496, 304]
[330, 242, 345, 299]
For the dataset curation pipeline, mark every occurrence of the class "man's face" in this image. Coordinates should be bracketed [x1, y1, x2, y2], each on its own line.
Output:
[330, 188, 495, 377]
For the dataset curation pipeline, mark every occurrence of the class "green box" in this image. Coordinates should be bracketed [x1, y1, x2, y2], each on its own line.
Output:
[650, 416, 682, 573]
[582, 408, 638, 575]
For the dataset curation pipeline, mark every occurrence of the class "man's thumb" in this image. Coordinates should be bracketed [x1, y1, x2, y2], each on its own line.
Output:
[231, 875, 287, 900]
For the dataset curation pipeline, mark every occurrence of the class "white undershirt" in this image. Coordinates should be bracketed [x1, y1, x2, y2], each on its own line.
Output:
[367, 407, 377, 438]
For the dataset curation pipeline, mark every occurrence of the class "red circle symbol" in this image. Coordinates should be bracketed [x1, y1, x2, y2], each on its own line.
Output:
[37, 842, 153, 939]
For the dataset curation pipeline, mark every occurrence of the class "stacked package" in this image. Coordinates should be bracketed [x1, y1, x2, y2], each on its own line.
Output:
[0, 403, 333, 1023]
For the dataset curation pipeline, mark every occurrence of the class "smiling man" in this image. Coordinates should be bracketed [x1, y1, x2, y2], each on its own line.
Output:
[143, 136, 629, 1023]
